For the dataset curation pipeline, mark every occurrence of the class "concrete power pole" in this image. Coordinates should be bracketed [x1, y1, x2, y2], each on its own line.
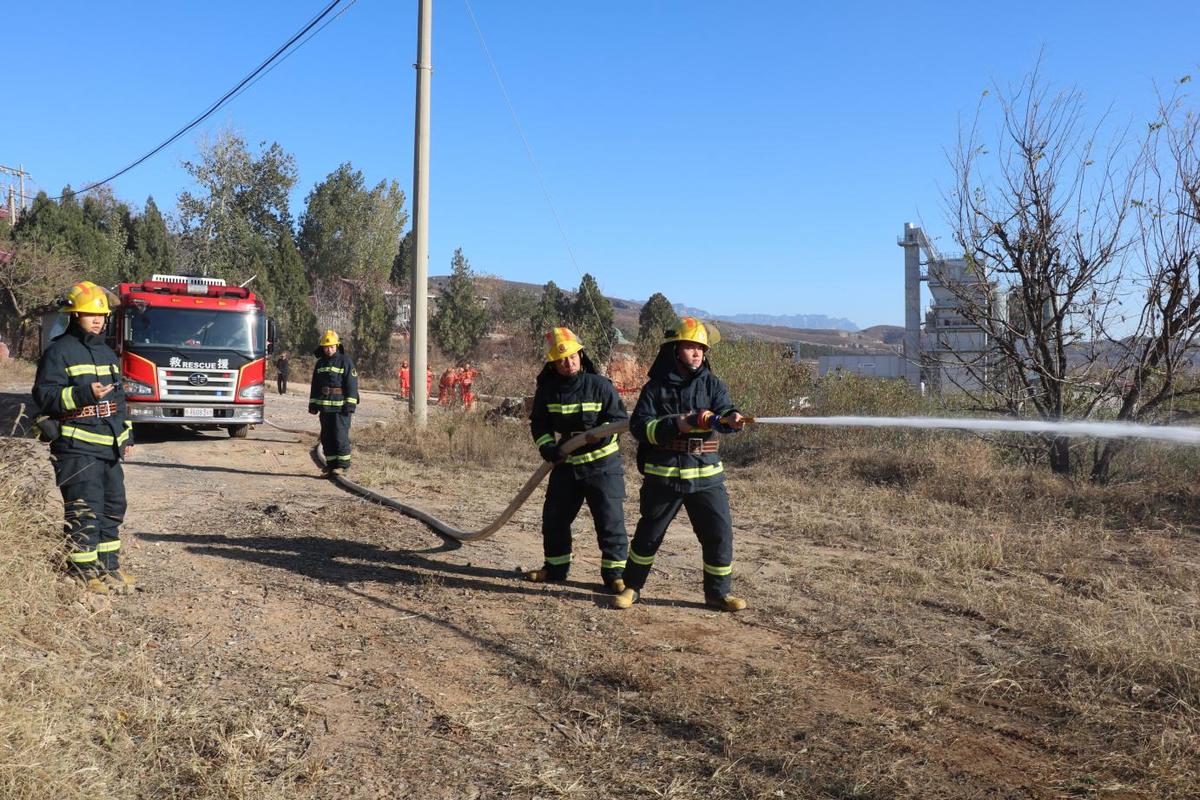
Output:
[0, 164, 33, 225]
[408, 0, 432, 427]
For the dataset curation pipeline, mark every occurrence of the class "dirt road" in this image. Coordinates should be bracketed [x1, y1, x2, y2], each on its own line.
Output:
[5, 381, 1150, 798]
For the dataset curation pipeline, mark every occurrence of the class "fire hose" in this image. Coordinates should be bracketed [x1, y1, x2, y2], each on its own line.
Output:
[273, 411, 1200, 545]
[269, 419, 629, 543]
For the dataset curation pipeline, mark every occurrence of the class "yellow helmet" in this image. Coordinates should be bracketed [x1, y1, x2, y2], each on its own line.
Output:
[61, 281, 111, 315]
[319, 329, 340, 347]
[663, 316, 713, 349]
[544, 327, 584, 362]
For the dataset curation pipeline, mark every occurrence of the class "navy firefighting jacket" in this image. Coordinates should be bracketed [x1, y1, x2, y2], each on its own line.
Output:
[629, 345, 739, 493]
[530, 352, 628, 480]
[32, 322, 132, 459]
[309, 345, 360, 414]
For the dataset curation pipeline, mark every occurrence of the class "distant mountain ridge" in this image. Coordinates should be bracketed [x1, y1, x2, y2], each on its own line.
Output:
[671, 303, 858, 332]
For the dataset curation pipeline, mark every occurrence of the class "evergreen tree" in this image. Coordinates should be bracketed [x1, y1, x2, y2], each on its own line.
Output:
[128, 196, 173, 280]
[637, 291, 677, 357]
[528, 280, 568, 354]
[571, 273, 615, 364]
[390, 229, 414, 292]
[351, 281, 394, 374]
[431, 248, 488, 361]
[298, 162, 407, 283]
[262, 236, 319, 353]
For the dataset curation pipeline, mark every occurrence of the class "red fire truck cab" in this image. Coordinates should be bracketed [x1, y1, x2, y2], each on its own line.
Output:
[112, 274, 276, 437]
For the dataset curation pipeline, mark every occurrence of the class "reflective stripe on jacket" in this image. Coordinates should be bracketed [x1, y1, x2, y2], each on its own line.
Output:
[309, 347, 360, 413]
[530, 365, 628, 480]
[629, 347, 738, 493]
[32, 324, 132, 458]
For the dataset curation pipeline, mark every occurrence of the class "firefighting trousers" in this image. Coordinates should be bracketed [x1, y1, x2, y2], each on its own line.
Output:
[623, 480, 734, 597]
[320, 411, 353, 468]
[540, 467, 628, 583]
[52, 452, 127, 574]
[277, 374, 288, 394]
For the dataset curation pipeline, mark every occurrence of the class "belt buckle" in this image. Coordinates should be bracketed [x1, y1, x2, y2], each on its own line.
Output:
[686, 437, 704, 455]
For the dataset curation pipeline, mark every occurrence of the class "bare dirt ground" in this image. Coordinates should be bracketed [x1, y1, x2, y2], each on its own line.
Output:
[4, 379, 1197, 799]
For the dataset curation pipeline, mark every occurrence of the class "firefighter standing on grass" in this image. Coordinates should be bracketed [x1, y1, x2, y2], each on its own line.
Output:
[32, 281, 135, 595]
[613, 317, 748, 612]
[309, 330, 359, 475]
[528, 327, 629, 593]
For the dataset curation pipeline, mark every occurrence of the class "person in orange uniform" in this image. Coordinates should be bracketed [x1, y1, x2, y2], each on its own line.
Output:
[426, 367, 433, 398]
[398, 360, 411, 399]
[459, 363, 478, 410]
[437, 367, 456, 406]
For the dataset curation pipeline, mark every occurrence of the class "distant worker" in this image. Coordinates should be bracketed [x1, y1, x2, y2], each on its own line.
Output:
[528, 327, 629, 593]
[614, 317, 747, 612]
[276, 351, 291, 395]
[32, 281, 135, 595]
[437, 367, 456, 406]
[398, 360, 411, 399]
[460, 362, 478, 410]
[426, 367, 433, 399]
[308, 330, 359, 475]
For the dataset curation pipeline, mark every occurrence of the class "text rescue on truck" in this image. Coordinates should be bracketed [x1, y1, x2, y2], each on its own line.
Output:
[111, 274, 275, 438]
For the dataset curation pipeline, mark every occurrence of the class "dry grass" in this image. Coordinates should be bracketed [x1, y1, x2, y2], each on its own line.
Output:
[0, 439, 326, 800]
[343, 368, 1200, 797]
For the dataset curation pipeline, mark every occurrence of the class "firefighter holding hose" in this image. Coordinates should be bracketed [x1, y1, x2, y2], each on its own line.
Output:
[309, 330, 359, 475]
[613, 317, 748, 612]
[527, 327, 629, 593]
[32, 281, 135, 595]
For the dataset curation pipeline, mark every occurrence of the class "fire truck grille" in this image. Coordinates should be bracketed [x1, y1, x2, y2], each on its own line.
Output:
[157, 368, 238, 401]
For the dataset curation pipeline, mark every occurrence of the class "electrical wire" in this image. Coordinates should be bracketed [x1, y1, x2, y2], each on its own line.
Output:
[462, 0, 618, 355]
[50, 0, 347, 201]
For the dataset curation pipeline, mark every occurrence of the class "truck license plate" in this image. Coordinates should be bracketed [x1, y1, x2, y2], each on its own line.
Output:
[183, 407, 213, 418]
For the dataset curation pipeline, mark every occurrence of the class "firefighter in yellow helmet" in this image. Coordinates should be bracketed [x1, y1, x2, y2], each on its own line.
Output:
[32, 281, 135, 594]
[309, 330, 360, 475]
[527, 327, 630, 593]
[614, 317, 748, 612]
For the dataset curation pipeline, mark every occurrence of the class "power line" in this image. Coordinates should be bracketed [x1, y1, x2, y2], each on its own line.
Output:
[50, 0, 347, 201]
[226, 0, 360, 108]
[462, 0, 617, 354]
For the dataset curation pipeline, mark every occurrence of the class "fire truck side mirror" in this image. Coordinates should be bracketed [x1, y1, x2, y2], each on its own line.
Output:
[266, 317, 278, 355]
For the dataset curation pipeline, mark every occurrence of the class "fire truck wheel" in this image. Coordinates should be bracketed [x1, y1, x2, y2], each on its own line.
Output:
[227, 424, 250, 439]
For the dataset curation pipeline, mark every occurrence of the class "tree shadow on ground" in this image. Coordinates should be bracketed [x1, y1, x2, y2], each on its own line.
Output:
[133, 528, 799, 787]
[136, 529, 705, 612]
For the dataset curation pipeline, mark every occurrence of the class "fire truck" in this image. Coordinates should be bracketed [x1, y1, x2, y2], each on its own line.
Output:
[109, 274, 276, 437]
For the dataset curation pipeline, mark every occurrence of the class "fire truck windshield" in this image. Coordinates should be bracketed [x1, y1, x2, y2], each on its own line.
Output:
[127, 307, 261, 351]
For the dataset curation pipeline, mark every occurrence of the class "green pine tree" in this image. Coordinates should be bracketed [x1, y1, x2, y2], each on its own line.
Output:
[571, 273, 615, 364]
[128, 196, 173, 280]
[637, 291, 676, 359]
[431, 248, 488, 361]
[351, 281, 394, 374]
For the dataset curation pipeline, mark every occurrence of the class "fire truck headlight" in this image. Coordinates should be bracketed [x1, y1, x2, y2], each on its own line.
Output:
[239, 382, 264, 400]
[122, 378, 154, 396]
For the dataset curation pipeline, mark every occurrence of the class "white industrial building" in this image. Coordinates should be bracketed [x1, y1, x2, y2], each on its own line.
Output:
[814, 223, 996, 394]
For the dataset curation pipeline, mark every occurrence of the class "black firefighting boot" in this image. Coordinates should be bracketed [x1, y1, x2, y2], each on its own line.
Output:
[611, 587, 639, 609]
[704, 594, 747, 612]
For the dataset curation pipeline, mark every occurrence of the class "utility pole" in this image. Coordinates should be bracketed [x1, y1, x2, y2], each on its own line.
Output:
[0, 164, 33, 226]
[408, 0, 432, 427]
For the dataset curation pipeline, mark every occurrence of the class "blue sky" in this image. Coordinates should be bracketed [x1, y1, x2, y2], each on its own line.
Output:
[4, 1, 1198, 327]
